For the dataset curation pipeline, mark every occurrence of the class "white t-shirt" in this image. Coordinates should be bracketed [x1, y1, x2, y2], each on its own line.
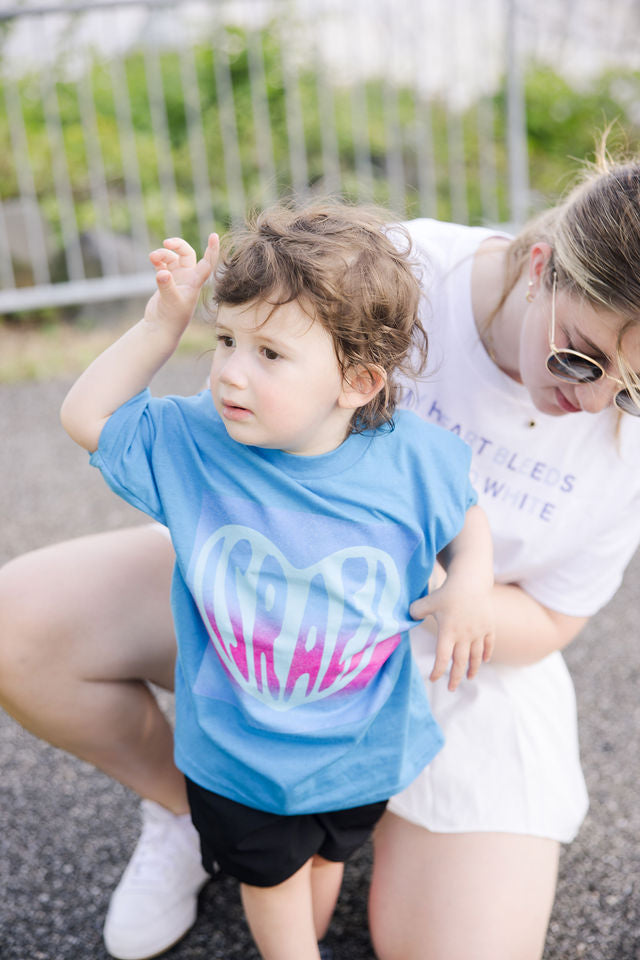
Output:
[388, 219, 640, 841]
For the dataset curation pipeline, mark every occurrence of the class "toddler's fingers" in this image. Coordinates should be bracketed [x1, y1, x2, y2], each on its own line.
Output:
[483, 632, 495, 662]
[429, 635, 453, 684]
[465, 638, 485, 681]
[191, 258, 214, 288]
[409, 595, 433, 621]
[204, 233, 220, 270]
[163, 237, 197, 264]
[149, 248, 179, 270]
[447, 643, 470, 691]
[154, 268, 174, 290]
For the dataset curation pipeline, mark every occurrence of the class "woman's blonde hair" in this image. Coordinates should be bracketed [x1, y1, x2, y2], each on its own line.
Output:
[499, 143, 640, 400]
[213, 198, 427, 432]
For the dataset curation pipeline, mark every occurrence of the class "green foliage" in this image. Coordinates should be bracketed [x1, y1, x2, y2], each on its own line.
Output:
[2, 20, 640, 302]
[522, 65, 640, 204]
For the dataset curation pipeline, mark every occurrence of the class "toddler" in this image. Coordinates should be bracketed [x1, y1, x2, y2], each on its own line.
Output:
[61, 200, 494, 960]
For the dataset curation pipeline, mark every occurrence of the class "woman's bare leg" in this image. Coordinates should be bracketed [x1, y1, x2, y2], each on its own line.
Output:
[369, 811, 559, 960]
[1, 525, 210, 959]
[0, 525, 186, 812]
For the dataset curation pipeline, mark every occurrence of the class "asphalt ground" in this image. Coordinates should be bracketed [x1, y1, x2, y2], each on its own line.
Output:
[2, 355, 640, 959]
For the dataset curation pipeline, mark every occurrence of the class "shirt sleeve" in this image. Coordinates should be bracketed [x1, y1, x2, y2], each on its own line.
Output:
[517, 493, 640, 618]
[465, 477, 479, 510]
[89, 389, 167, 524]
[428, 430, 478, 555]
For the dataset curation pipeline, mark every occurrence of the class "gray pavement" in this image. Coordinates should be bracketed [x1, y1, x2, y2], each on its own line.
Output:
[1, 358, 640, 959]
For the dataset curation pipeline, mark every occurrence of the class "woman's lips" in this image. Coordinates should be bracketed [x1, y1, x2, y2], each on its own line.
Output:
[555, 388, 581, 413]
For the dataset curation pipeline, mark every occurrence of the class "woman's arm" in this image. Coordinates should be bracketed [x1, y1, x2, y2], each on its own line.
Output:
[488, 582, 587, 665]
[60, 235, 217, 453]
[411, 565, 587, 668]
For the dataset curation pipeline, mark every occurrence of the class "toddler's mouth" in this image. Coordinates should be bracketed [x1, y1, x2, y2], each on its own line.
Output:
[221, 401, 252, 420]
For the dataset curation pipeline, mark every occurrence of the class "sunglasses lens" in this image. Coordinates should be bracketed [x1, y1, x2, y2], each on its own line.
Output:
[546, 351, 602, 383]
[615, 389, 640, 416]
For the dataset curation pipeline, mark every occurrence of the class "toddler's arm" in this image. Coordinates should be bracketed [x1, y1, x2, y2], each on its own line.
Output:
[60, 235, 218, 452]
[409, 504, 495, 691]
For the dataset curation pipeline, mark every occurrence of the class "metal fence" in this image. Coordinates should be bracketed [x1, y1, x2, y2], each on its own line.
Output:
[0, 0, 634, 315]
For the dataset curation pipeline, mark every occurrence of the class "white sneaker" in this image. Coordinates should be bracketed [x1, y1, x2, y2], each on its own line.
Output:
[103, 799, 211, 960]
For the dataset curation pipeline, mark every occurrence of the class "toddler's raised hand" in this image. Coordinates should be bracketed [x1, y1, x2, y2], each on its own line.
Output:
[144, 234, 219, 334]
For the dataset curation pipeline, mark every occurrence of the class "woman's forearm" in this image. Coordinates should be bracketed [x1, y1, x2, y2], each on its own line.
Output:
[490, 582, 588, 666]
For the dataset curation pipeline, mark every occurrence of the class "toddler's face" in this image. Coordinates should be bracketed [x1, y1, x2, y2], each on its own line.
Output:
[210, 298, 355, 455]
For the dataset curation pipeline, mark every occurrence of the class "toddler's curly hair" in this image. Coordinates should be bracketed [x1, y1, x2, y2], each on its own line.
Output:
[213, 198, 428, 432]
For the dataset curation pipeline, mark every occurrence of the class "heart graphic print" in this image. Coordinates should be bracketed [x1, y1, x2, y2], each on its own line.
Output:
[191, 524, 404, 711]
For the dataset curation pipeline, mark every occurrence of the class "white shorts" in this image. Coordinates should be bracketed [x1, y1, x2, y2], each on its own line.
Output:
[387, 623, 589, 843]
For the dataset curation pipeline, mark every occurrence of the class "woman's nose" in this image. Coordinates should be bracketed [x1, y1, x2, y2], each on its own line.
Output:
[575, 377, 619, 414]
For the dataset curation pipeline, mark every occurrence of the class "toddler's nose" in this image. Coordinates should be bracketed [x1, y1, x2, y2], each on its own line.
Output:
[218, 352, 248, 388]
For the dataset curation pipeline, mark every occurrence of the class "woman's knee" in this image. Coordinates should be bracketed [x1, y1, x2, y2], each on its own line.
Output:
[0, 527, 176, 677]
[369, 812, 559, 960]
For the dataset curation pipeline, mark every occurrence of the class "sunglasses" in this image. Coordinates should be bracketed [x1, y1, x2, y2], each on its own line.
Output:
[546, 272, 640, 416]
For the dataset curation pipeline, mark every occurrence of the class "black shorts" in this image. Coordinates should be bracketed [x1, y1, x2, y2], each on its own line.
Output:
[185, 777, 388, 888]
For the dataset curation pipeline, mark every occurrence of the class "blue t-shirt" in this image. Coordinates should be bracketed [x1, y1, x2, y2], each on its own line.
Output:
[91, 389, 476, 814]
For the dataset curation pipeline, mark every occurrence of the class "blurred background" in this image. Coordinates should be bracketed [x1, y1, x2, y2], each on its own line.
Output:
[2, 0, 640, 326]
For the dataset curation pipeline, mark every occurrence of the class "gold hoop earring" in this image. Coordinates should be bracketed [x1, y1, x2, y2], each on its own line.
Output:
[526, 280, 535, 303]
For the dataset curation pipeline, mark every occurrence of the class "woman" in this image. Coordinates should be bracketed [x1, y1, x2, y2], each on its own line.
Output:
[2, 150, 640, 960]
[370, 152, 640, 960]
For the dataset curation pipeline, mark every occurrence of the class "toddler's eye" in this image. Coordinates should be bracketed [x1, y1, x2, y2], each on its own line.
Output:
[217, 334, 234, 348]
[262, 347, 280, 361]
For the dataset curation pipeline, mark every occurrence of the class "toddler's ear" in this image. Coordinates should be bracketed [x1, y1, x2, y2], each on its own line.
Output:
[340, 364, 386, 411]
